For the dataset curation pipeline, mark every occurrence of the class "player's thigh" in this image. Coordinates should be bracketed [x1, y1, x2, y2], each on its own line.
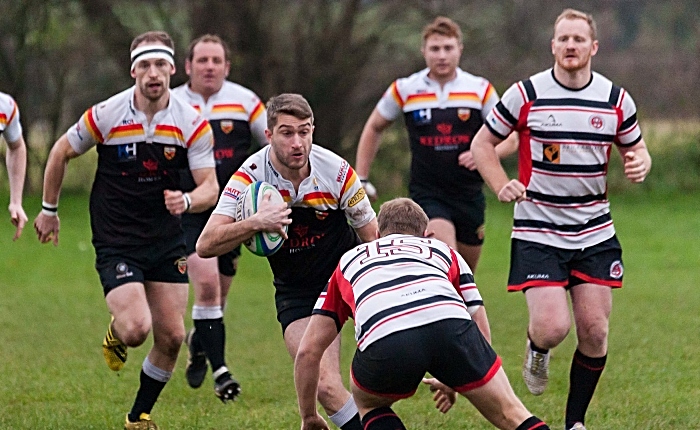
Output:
[524, 287, 571, 331]
[461, 367, 531, 429]
[145, 281, 188, 341]
[283, 316, 311, 359]
[427, 218, 457, 248]
[105, 281, 151, 326]
[456, 242, 482, 272]
[350, 379, 395, 417]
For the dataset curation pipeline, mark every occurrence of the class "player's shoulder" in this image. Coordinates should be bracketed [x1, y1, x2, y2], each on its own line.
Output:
[167, 90, 205, 123]
[219, 80, 259, 99]
[0, 91, 16, 111]
[455, 68, 492, 88]
[393, 68, 431, 92]
[238, 145, 269, 177]
[88, 87, 135, 127]
[310, 144, 349, 172]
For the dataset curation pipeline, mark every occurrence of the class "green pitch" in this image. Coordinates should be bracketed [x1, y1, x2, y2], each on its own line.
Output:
[1, 192, 698, 429]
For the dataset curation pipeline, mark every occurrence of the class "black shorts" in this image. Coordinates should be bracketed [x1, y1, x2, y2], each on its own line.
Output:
[351, 318, 501, 398]
[411, 190, 486, 246]
[275, 287, 325, 334]
[95, 235, 189, 296]
[507, 235, 624, 292]
[182, 210, 241, 277]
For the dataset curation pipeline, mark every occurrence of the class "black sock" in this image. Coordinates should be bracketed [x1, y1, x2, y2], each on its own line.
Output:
[516, 415, 550, 430]
[565, 349, 607, 428]
[128, 370, 167, 422]
[529, 334, 550, 354]
[361, 407, 406, 430]
[340, 413, 362, 430]
[194, 318, 227, 372]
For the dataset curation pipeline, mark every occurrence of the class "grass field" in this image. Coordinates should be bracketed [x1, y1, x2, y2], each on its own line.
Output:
[1, 191, 698, 429]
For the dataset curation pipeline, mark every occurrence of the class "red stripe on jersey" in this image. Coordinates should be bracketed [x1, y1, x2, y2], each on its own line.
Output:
[231, 170, 253, 185]
[492, 108, 513, 129]
[529, 106, 614, 115]
[155, 124, 184, 138]
[249, 101, 264, 122]
[513, 220, 613, 236]
[571, 270, 623, 288]
[339, 166, 357, 200]
[304, 191, 335, 200]
[617, 89, 626, 108]
[524, 200, 608, 210]
[8, 102, 17, 123]
[532, 170, 606, 178]
[482, 83, 495, 104]
[508, 280, 569, 292]
[517, 102, 535, 187]
[516, 82, 528, 103]
[0, 113, 6, 124]
[454, 356, 502, 392]
[186, 119, 209, 147]
[390, 81, 404, 107]
[447, 249, 461, 292]
[85, 108, 104, 143]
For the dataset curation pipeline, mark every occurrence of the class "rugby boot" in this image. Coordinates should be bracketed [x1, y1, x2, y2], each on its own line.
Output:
[103, 316, 127, 371]
[185, 328, 208, 388]
[214, 375, 241, 403]
[568, 423, 586, 430]
[522, 339, 550, 395]
[124, 413, 159, 430]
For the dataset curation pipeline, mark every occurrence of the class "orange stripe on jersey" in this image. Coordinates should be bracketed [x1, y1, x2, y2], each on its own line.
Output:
[390, 81, 404, 107]
[304, 191, 337, 206]
[212, 104, 246, 114]
[482, 83, 495, 103]
[230, 171, 253, 186]
[85, 108, 104, 143]
[108, 123, 144, 139]
[155, 124, 184, 141]
[340, 167, 358, 200]
[186, 120, 212, 147]
[278, 189, 292, 203]
[448, 92, 481, 103]
[405, 93, 437, 105]
[249, 101, 264, 122]
[0, 113, 6, 126]
[191, 105, 202, 113]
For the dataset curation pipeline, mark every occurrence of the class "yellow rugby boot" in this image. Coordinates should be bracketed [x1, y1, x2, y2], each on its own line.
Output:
[102, 317, 127, 371]
[124, 413, 158, 430]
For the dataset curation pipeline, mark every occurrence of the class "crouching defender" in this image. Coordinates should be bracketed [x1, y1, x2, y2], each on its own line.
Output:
[294, 198, 550, 430]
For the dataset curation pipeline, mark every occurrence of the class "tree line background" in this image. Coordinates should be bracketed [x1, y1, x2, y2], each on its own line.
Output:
[1, 0, 698, 194]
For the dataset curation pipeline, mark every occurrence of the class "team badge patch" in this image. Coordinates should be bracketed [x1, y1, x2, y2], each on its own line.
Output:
[115, 262, 133, 280]
[610, 260, 623, 279]
[457, 108, 471, 121]
[543, 143, 560, 163]
[589, 115, 604, 130]
[220, 120, 234, 134]
[164, 146, 176, 160]
[175, 257, 187, 274]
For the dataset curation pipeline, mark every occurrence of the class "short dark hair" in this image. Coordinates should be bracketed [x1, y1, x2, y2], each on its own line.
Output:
[422, 16, 463, 45]
[187, 34, 231, 62]
[266, 94, 314, 129]
[377, 198, 429, 237]
[130, 30, 174, 52]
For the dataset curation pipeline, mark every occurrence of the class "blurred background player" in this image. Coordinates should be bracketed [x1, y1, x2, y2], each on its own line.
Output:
[197, 94, 377, 430]
[34, 31, 218, 429]
[294, 198, 551, 430]
[472, 9, 651, 430]
[172, 34, 267, 402]
[355, 16, 517, 273]
[0, 90, 28, 241]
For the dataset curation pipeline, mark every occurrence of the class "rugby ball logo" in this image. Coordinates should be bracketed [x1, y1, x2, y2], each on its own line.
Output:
[235, 181, 287, 256]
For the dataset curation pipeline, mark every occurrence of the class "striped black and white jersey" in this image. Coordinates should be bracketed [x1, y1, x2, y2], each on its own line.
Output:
[376, 68, 499, 197]
[313, 234, 483, 351]
[485, 69, 642, 249]
[0, 92, 22, 144]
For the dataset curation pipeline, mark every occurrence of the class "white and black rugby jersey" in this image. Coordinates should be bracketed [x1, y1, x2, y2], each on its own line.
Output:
[314, 234, 483, 351]
[172, 81, 267, 191]
[66, 87, 215, 247]
[213, 144, 376, 293]
[376, 68, 499, 196]
[485, 69, 642, 249]
[0, 92, 22, 144]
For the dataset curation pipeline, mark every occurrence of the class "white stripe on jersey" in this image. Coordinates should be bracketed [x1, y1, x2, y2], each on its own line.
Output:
[316, 235, 483, 351]
[485, 69, 643, 249]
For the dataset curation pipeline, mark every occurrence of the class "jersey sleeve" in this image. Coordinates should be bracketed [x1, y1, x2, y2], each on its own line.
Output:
[185, 118, 215, 170]
[375, 80, 404, 121]
[615, 89, 642, 147]
[448, 248, 483, 316]
[0, 96, 23, 144]
[246, 94, 268, 147]
[480, 81, 500, 122]
[66, 105, 107, 154]
[212, 158, 258, 218]
[485, 82, 524, 140]
[337, 162, 376, 228]
[312, 265, 353, 332]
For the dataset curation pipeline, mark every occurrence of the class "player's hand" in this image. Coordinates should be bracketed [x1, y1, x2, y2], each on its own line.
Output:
[360, 179, 377, 202]
[458, 150, 477, 170]
[255, 191, 292, 239]
[9, 203, 27, 241]
[164, 189, 188, 215]
[34, 212, 60, 246]
[623, 151, 650, 183]
[422, 377, 457, 413]
[301, 413, 330, 430]
[497, 179, 527, 203]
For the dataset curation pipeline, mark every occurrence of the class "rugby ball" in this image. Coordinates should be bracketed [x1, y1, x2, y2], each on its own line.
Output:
[235, 181, 287, 256]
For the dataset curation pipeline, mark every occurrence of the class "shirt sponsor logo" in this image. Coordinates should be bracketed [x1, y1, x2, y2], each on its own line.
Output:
[526, 273, 550, 280]
[348, 188, 366, 207]
[412, 108, 432, 125]
[220, 120, 234, 134]
[122, 119, 135, 125]
[336, 160, 348, 183]
[436, 123, 453, 135]
[540, 114, 562, 128]
[215, 148, 234, 160]
[117, 143, 137, 160]
[223, 186, 241, 200]
[543, 143, 560, 163]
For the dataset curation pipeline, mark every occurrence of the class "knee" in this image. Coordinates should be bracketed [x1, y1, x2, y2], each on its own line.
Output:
[118, 317, 151, 347]
[317, 371, 344, 407]
[194, 279, 221, 304]
[530, 320, 570, 348]
[158, 328, 186, 358]
[577, 320, 609, 349]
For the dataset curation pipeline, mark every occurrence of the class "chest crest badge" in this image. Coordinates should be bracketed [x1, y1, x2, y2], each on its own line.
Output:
[457, 108, 471, 121]
[163, 146, 176, 160]
[220, 120, 234, 134]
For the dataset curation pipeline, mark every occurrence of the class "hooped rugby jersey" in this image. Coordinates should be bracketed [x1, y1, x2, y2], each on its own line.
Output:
[485, 69, 643, 249]
[66, 87, 215, 247]
[0, 92, 23, 144]
[376, 68, 499, 196]
[213, 144, 376, 293]
[172, 81, 267, 190]
[314, 234, 483, 351]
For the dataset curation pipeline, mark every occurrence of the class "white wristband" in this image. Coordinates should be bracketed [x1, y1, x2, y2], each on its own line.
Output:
[41, 208, 58, 217]
[42, 200, 58, 217]
[183, 193, 192, 212]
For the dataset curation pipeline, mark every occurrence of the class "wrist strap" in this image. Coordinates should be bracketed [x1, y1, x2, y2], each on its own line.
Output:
[183, 193, 192, 212]
[42, 200, 58, 217]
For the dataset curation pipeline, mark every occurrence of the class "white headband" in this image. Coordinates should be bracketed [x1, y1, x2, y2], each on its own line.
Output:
[130, 44, 175, 71]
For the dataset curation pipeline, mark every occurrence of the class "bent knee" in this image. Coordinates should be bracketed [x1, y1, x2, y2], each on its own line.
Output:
[119, 318, 151, 347]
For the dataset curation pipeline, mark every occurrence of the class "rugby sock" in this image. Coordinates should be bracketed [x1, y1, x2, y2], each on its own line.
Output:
[361, 407, 406, 430]
[516, 416, 550, 429]
[529, 335, 550, 354]
[565, 349, 607, 428]
[329, 396, 362, 430]
[128, 358, 171, 422]
[193, 317, 227, 372]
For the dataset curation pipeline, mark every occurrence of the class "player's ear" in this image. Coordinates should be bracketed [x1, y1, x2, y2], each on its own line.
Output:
[424, 229, 435, 238]
[375, 229, 380, 239]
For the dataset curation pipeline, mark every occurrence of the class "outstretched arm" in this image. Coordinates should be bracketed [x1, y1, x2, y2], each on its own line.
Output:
[5, 135, 27, 240]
